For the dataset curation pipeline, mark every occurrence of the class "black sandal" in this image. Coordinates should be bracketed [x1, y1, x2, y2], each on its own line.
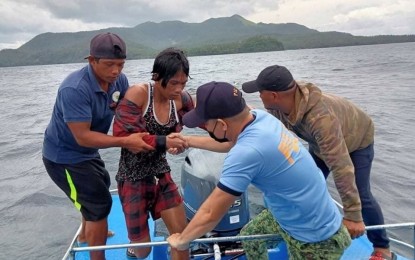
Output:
[126, 247, 137, 259]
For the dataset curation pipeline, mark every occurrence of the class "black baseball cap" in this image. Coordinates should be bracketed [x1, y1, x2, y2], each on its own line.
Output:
[242, 65, 294, 93]
[87, 32, 126, 59]
[183, 81, 246, 128]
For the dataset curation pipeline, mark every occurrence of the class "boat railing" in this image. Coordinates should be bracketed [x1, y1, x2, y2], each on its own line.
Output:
[332, 199, 415, 259]
[62, 191, 414, 259]
[71, 233, 282, 252]
[62, 222, 415, 260]
[62, 233, 281, 260]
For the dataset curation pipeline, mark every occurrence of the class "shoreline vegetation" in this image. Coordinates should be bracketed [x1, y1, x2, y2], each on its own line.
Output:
[1, 14, 414, 68]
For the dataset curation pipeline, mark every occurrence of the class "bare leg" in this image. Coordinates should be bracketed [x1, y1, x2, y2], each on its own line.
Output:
[78, 217, 87, 243]
[78, 216, 114, 243]
[130, 232, 152, 259]
[161, 203, 189, 260]
[85, 218, 108, 260]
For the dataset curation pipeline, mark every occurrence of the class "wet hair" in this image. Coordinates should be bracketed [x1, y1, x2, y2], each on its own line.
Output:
[151, 47, 190, 88]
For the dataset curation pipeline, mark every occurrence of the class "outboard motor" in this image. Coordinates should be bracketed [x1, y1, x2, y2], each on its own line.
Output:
[180, 148, 250, 237]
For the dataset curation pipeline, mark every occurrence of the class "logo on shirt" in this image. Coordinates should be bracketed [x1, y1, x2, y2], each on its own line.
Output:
[112, 91, 120, 102]
[109, 91, 121, 111]
[278, 131, 300, 165]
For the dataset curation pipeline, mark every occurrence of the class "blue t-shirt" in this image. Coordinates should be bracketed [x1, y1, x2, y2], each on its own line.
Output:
[218, 109, 342, 243]
[42, 64, 129, 164]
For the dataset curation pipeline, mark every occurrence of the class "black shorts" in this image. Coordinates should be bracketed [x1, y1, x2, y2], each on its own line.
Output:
[43, 157, 112, 221]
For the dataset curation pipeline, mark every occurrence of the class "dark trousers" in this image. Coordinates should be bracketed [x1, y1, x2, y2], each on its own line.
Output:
[311, 143, 390, 249]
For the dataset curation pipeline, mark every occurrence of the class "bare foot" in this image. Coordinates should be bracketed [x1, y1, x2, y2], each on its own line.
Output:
[77, 230, 115, 243]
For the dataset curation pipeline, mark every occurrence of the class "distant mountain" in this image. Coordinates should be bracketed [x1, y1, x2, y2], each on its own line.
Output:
[1, 14, 414, 67]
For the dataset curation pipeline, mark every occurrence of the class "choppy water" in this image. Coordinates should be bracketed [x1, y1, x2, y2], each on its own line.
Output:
[0, 42, 414, 259]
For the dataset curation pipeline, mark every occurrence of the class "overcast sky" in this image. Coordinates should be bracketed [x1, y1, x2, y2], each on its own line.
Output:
[1, 0, 414, 50]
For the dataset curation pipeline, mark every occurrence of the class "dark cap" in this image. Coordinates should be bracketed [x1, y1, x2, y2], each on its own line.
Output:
[183, 81, 246, 128]
[242, 65, 294, 93]
[88, 32, 126, 59]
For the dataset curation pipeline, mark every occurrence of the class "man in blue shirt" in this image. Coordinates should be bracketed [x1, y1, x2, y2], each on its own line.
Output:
[167, 81, 351, 259]
[42, 33, 155, 260]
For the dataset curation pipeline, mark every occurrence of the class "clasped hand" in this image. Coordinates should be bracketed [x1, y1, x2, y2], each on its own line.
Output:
[166, 133, 189, 154]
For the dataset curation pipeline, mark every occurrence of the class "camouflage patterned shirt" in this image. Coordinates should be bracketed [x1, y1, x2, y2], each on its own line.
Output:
[269, 81, 374, 222]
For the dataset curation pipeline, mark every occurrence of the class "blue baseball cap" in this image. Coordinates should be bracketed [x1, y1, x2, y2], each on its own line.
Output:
[183, 81, 246, 128]
[87, 32, 126, 59]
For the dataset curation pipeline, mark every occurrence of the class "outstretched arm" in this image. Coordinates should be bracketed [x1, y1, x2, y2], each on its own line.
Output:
[167, 187, 237, 250]
[187, 135, 234, 153]
[311, 115, 365, 238]
[166, 134, 231, 155]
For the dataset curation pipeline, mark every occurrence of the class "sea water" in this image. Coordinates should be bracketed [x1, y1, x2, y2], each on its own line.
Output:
[0, 42, 414, 259]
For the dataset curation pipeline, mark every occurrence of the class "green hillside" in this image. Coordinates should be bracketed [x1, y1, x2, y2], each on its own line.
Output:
[0, 14, 414, 67]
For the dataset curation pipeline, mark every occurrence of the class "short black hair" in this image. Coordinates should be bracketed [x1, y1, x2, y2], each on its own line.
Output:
[151, 47, 190, 88]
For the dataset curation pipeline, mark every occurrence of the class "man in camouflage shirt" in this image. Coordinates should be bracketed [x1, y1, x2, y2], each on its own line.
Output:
[242, 65, 394, 260]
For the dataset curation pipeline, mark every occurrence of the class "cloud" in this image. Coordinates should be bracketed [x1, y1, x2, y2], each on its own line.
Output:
[329, 1, 415, 35]
[26, 0, 278, 26]
[0, 0, 122, 50]
[0, 0, 414, 50]
[271, 0, 415, 35]
[1, 0, 269, 49]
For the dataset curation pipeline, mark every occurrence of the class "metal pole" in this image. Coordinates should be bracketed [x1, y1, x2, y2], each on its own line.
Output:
[363, 222, 415, 259]
[71, 233, 281, 252]
[364, 222, 415, 231]
[62, 224, 82, 260]
[69, 222, 415, 256]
